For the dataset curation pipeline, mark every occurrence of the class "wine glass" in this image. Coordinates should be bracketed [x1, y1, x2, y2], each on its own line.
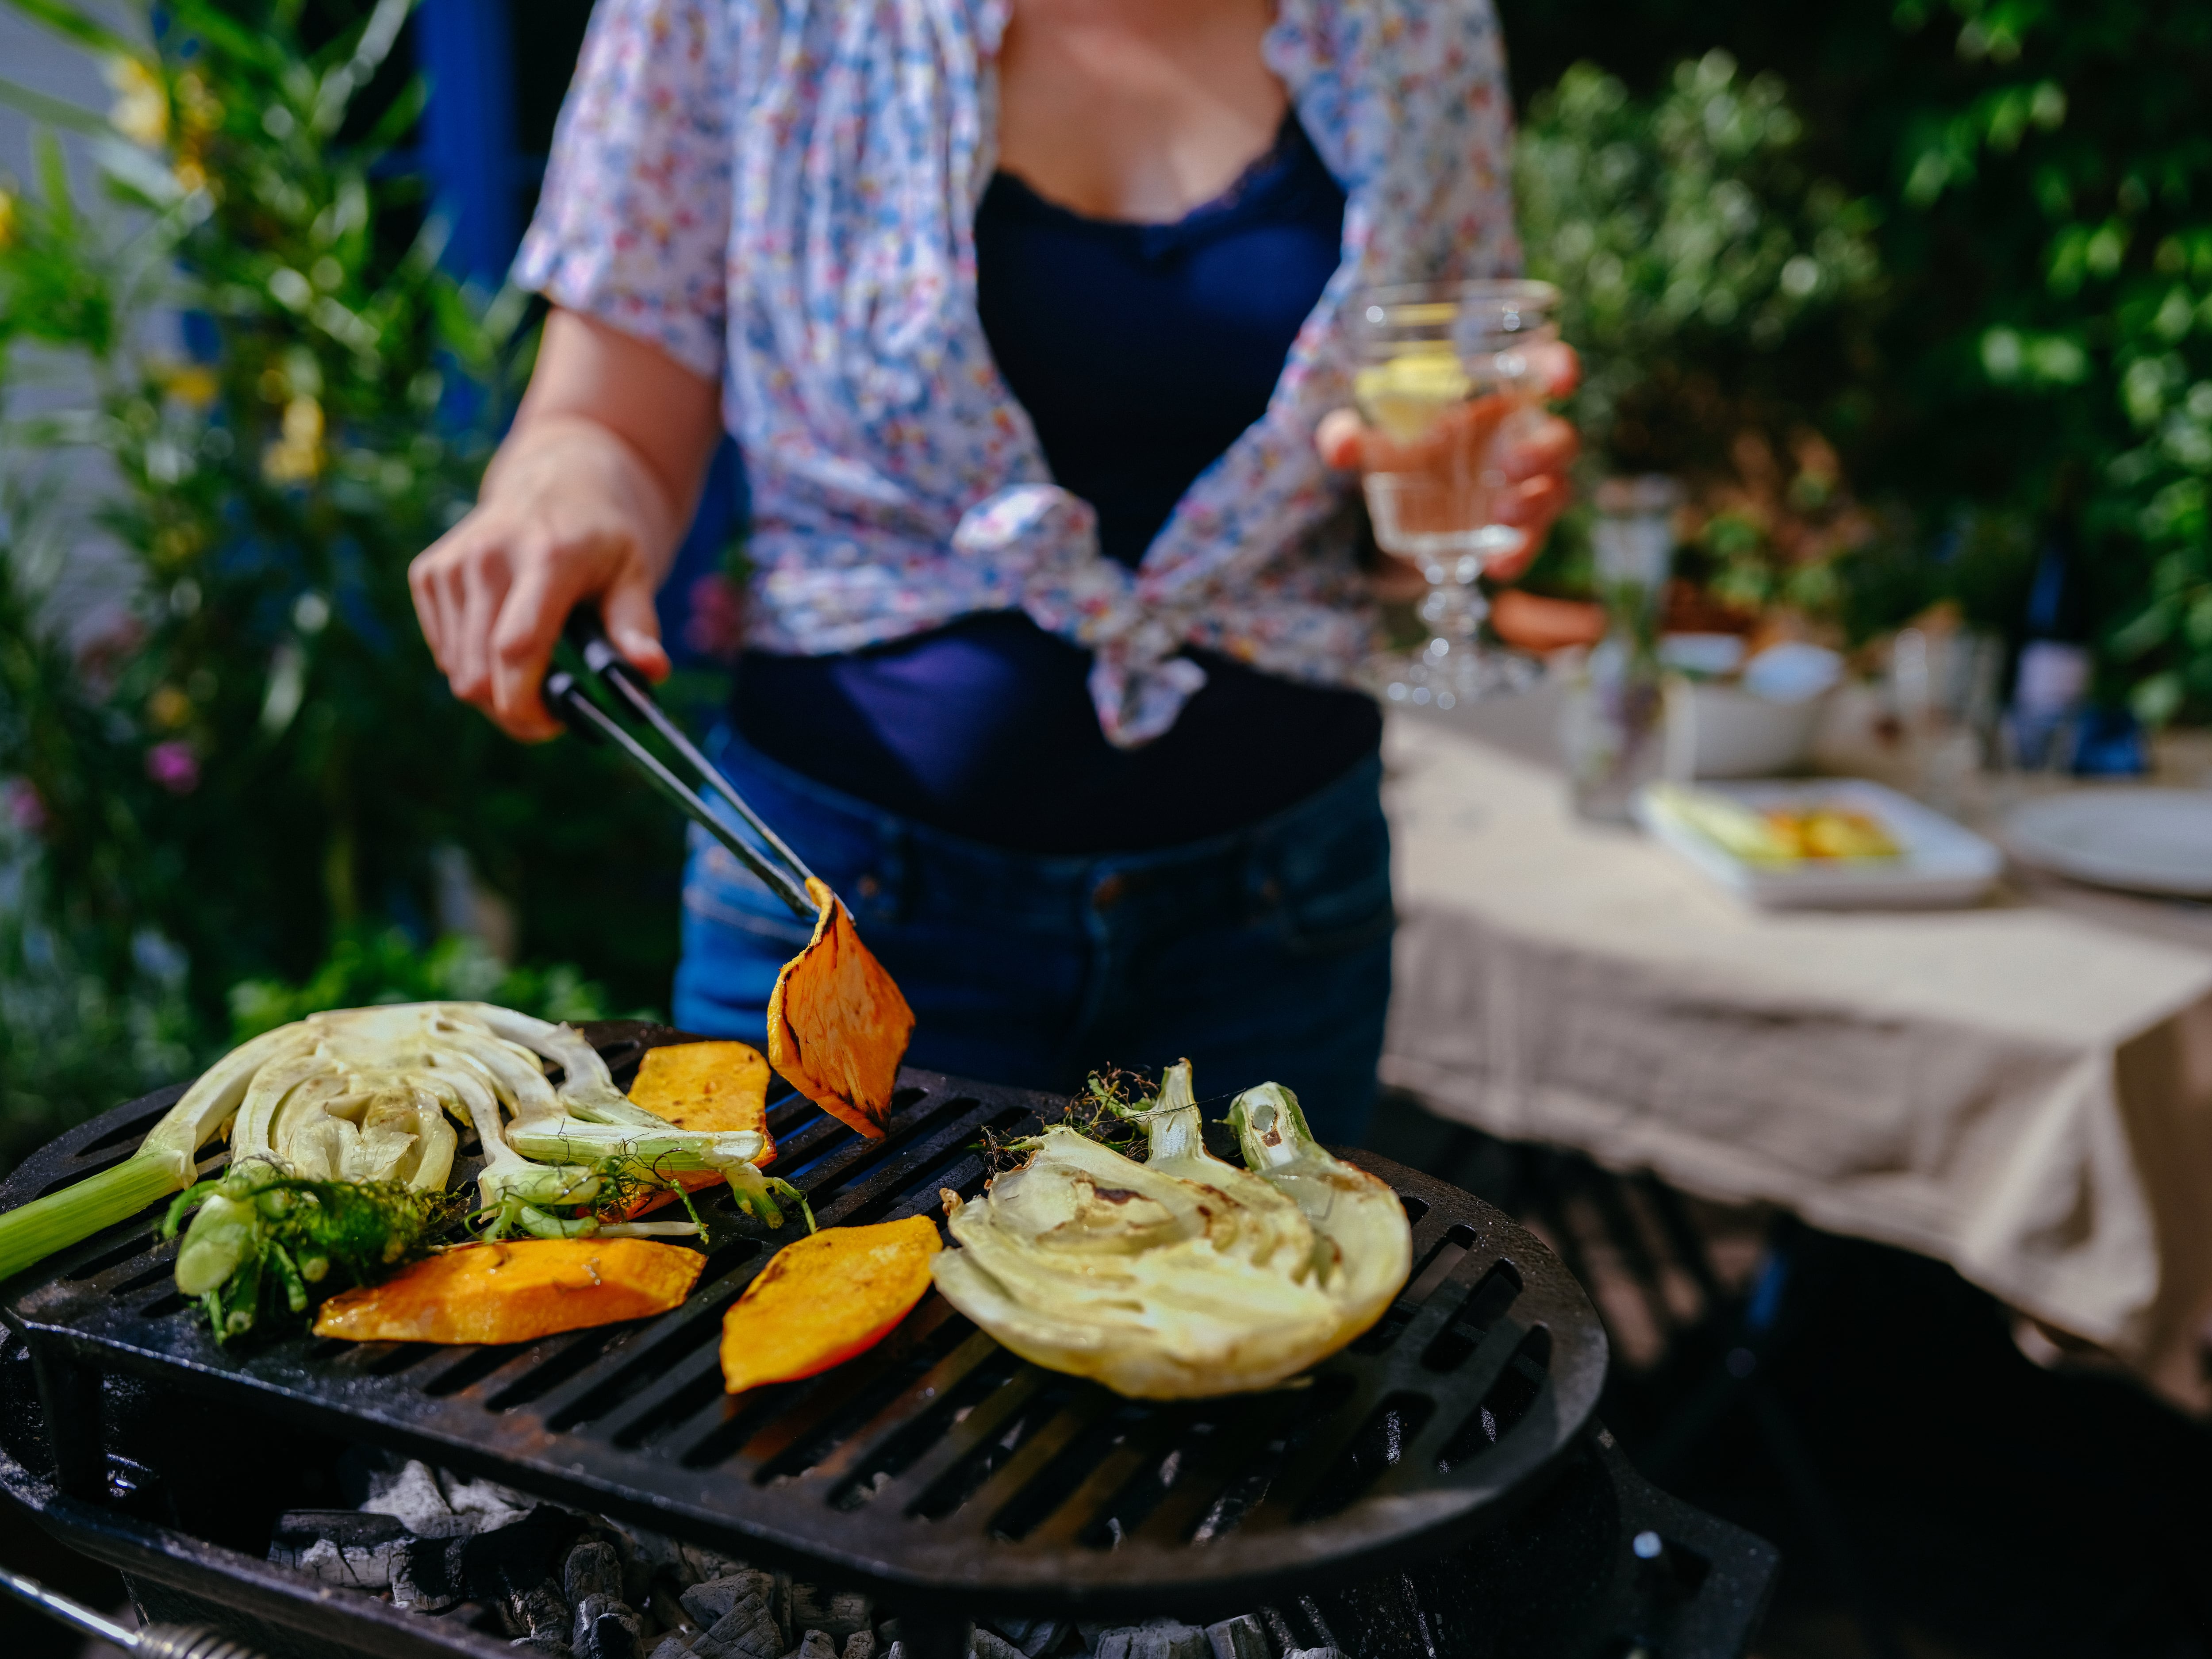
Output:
[1352, 279, 1560, 708]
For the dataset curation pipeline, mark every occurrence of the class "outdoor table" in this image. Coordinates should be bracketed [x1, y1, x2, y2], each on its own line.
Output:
[1379, 696, 2212, 1415]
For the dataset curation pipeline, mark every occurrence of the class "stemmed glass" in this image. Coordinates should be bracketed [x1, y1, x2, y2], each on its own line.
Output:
[1352, 280, 1560, 708]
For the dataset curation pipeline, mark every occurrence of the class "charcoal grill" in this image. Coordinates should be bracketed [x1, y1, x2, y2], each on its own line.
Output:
[0, 1024, 1776, 1658]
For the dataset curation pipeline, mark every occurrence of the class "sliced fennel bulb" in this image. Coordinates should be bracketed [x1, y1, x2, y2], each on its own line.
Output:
[929, 1062, 1411, 1399]
[0, 1004, 808, 1306]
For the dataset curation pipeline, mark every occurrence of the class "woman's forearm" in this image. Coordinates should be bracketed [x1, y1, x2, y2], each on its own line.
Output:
[409, 309, 725, 740]
[487, 309, 724, 562]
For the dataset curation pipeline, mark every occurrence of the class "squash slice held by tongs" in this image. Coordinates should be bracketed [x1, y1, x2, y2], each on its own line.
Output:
[543, 612, 913, 1138]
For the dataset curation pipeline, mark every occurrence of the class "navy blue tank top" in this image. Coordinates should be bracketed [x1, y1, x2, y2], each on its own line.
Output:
[733, 116, 1379, 853]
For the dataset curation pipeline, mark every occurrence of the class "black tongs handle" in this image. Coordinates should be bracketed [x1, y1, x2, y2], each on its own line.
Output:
[543, 611, 817, 920]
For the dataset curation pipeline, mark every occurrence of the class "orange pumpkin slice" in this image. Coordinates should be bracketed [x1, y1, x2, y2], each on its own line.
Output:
[766, 877, 914, 1140]
[312, 1238, 703, 1344]
[720, 1214, 941, 1393]
[620, 1039, 776, 1218]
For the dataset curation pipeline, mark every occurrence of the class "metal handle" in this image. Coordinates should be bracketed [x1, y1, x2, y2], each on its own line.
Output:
[542, 663, 817, 920]
[562, 609, 817, 889]
[0, 1564, 270, 1658]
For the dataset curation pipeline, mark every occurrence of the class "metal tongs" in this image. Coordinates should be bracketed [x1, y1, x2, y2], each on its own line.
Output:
[542, 611, 819, 921]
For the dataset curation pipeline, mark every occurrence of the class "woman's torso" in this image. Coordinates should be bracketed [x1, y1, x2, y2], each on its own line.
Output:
[735, 114, 1379, 853]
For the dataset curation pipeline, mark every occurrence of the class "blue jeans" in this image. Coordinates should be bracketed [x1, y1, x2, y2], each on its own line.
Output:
[672, 732, 1394, 1145]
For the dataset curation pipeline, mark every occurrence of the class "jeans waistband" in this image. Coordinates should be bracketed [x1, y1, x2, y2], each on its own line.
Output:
[704, 726, 1385, 937]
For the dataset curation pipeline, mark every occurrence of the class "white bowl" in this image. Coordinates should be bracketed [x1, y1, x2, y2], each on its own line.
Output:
[1663, 680, 1831, 779]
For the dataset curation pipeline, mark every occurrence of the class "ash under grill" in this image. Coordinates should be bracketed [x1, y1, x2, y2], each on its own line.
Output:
[0, 1025, 1776, 1658]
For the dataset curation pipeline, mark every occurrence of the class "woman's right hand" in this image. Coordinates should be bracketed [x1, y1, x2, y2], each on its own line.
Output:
[408, 309, 724, 741]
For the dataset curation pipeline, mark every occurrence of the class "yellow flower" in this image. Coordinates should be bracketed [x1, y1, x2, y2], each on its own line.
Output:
[0, 188, 14, 250]
[148, 685, 192, 730]
[261, 396, 325, 484]
[158, 363, 219, 407]
[103, 55, 169, 148]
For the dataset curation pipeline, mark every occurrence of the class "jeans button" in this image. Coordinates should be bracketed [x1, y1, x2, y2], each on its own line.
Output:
[856, 874, 882, 900]
[1092, 873, 1127, 912]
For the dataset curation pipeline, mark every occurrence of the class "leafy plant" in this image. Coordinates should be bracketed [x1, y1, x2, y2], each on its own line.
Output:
[1498, 0, 2212, 707]
[0, 0, 687, 1153]
[1518, 52, 1883, 476]
[1514, 53, 1885, 626]
[226, 925, 617, 1044]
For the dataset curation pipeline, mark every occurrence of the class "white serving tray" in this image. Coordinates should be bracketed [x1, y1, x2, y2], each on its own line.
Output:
[1632, 777, 2004, 910]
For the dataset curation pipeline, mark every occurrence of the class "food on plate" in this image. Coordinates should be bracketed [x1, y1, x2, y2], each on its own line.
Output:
[620, 1040, 776, 1218]
[166, 1167, 466, 1340]
[767, 878, 914, 1141]
[929, 1061, 1412, 1399]
[719, 1214, 941, 1393]
[1645, 783, 1902, 865]
[312, 1237, 705, 1344]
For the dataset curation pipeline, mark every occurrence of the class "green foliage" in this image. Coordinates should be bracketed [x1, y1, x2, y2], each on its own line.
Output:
[1515, 53, 1886, 626]
[227, 926, 616, 1044]
[0, 0, 684, 1151]
[1517, 52, 1882, 476]
[1498, 0, 2212, 706]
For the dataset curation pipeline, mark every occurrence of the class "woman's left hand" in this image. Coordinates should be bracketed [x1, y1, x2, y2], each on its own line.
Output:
[1317, 341, 1582, 602]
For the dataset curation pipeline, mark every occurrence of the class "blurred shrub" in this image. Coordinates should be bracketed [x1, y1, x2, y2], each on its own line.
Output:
[1515, 53, 1887, 632]
[1518, 52, 1882, 474]
[1499, 0, 2212, 711]
[228, 926, 614, 1043]
[0, 0, 684, 1148]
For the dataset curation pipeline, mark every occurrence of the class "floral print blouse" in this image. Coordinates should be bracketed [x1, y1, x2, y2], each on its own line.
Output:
[515, 0, 1520, 745]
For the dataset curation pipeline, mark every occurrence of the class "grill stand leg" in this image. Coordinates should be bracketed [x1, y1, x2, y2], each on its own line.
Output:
[30, 1346, 106, 1502]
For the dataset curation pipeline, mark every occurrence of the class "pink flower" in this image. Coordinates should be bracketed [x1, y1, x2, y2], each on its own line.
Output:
[3, 778, 47, 834]
[145, 740, 200, 795]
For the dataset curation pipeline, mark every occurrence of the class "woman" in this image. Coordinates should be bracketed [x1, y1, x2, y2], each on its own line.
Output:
[409, 0, 1575, 1143]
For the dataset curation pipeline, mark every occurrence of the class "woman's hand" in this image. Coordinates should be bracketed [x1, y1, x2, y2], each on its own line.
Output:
[1317, 341, 1581, 601]
[408, 310, 723, 741]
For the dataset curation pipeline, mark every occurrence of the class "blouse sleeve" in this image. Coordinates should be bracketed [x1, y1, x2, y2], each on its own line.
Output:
[511, 0, 733, 382]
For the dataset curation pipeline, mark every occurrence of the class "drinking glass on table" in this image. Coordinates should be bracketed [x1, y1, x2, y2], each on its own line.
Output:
[1353, 279, 1560, 707]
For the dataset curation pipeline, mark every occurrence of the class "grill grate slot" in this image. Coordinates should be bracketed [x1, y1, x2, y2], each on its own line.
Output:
[910, 1372, 1091, 1522]
[1296, 1392, 1440, 1522]
[1434, 1328, 1552, 1475]
[423, 1343, 529, 1398]
[109, 1255, 178, 1298]
[556, 1301, 736, 1436]
[1419, 1263, 1523, 1373]
[612, 1358, 727, 1451]
[722, 1296, 972, 1481]
[1068, 1405, 1212, 1550]
[1186, 1375, 1359, 1543]
[63, 1231, 161, 1283]
[828, 1335, 1018, 1512]
[486, 1327, 633, 1412]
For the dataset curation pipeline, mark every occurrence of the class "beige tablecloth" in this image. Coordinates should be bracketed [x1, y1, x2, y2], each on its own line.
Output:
[1380, 710, 2212, 1413]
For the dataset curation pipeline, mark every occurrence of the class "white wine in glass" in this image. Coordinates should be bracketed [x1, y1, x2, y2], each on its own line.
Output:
[1352, 279, 1559, 707]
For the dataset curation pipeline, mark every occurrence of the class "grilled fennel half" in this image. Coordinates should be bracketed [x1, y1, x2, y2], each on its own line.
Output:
[930, 1062, 1410, 1398]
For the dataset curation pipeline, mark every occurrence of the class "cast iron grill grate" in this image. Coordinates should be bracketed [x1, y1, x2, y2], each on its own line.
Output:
[0, 1023, 1609, 1619]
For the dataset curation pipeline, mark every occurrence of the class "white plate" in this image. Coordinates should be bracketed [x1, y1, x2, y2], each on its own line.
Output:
[2003, 789, 2212, 898]
[1632, 778, 2003, 910]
